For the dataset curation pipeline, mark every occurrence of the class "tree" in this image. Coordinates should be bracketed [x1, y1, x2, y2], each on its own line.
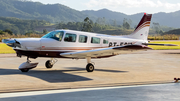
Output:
[82, 17, 93, 32]
[4, 29, 13, 35]
[0, 30, 5, 35]
[113, 19, 117, 27]
[96, 17, 106, 25]
[153, 22, 162, 34]
[123, 18, 130, 29]
[43, 29, 48, 34]
[25, 32, 33, 36]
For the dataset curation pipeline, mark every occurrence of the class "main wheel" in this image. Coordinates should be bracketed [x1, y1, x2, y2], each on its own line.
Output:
[86, 63, 94, 72]
[20, 68, 29, 72]
[45, 60, 53, 69]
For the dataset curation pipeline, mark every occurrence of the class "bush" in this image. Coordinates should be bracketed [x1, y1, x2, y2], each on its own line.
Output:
[148, 34, 180, 40]
[4, 29, 13, 35]
[0, 33, 43, 42]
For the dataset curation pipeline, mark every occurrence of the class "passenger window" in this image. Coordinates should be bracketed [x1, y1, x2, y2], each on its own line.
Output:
[64, 33, 77, 42]
[91, 37, 100, 44]
[103, 39, 108, 44]
[79, 35, 88, 43]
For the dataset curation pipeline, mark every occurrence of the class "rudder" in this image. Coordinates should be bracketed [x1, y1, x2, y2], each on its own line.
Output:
[129, 13, 152, 40]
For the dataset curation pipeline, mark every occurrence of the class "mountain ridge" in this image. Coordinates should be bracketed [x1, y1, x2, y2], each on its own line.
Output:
[0, 0, 91, 22]
[0, 0, 180, 28]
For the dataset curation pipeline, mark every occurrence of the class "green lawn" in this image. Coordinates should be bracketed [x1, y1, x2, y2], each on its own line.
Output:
[0, 43, 15, 54]
[0, 41, 180, 54]
[149, 41, 180, 50]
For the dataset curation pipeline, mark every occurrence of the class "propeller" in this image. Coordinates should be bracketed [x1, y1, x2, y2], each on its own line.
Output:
[2, 39, 21, 48]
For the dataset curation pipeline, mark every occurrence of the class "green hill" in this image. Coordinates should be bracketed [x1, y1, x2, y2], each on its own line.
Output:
[83, 10, 180, 28]
[1, 0, 180, 28]
[164, 28, 180, 35]
[0, 0, 92, 23]
[0, 16, 48, 34]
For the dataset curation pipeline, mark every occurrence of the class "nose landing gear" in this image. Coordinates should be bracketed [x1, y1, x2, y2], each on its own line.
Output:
[19, 57, 39, 72]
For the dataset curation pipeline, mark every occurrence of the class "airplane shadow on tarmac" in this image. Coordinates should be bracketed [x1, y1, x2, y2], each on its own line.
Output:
[165, 53, 180, 54]
[0, 67, 128, 83]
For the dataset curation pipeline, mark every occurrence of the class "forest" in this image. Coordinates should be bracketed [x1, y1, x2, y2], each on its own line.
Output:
[0, 16, 132, 35]
[0, 17, 49, 34]
[0, 15, 180, 42]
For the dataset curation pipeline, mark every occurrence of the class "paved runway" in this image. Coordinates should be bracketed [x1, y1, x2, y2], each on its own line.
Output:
[0, 83, 180, 101]
[0, 50, 180, 93]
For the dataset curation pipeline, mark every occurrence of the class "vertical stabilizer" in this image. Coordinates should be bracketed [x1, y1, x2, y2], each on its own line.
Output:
[129, 13, 152, 40]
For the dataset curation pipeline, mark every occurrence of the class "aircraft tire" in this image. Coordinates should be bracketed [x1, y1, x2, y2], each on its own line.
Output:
[20, 69, 29, 72]
[45, 60, 53, 69]
[86, 63, 94, 72]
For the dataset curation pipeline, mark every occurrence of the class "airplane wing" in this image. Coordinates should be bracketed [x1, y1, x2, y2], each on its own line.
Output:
[60, 45, 152, 59]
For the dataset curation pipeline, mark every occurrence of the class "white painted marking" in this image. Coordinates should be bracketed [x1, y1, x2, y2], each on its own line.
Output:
[0, 83, 173, 98]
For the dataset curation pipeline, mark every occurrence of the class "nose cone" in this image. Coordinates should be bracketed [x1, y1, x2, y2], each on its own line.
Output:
[6, 40, 16, 47]
[2, 39, 15, 47]
[2, 39, 21, 48]
[2, 39, 11, 43]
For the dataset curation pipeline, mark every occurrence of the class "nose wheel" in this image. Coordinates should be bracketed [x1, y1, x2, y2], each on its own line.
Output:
[19, 57, 38, 72]
[20, 68, 29, 72]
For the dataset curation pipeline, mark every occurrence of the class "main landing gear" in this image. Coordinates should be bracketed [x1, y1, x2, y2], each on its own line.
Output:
[18, 57, 95, 73]
[45, 58, 58, 69]
[45, 57, 94, 72]
[86, 57, 94, 72]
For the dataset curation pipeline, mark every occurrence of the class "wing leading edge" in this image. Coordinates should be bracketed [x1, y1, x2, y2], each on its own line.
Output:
[60, 45, 152, 59]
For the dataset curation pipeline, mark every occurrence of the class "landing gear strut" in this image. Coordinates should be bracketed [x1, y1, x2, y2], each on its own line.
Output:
[45, 58, 58, 69]
[86, 57, 94, 72]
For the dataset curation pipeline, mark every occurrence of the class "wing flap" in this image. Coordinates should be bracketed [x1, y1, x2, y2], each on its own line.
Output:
[60, 45, 152, 58]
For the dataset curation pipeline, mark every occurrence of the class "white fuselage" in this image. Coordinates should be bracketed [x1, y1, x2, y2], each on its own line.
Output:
[14, 30, 147, 51]
[11, 30, 148, 58]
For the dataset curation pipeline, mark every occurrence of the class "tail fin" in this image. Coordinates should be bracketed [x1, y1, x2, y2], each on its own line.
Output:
[129, 13, 152, 40]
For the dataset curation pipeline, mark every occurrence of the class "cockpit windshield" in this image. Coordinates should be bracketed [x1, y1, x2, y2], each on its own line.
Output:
[42, 31, 64, 41]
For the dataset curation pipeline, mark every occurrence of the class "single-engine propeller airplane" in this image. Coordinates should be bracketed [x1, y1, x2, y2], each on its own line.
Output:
[2, 13, 177, 72]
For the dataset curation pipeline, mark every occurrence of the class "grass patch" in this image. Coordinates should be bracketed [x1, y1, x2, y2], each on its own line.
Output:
[0, 43, 15, 54]
[149, 41, 180, 50]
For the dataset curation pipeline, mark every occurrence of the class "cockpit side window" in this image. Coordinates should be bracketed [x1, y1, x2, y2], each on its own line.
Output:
[64, 33, 77, 42]
[42, 31, 64, 41]
[59, 32, 64, 41]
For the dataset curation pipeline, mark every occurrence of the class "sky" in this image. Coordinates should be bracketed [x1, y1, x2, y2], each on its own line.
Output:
[31, 0, 180, 15]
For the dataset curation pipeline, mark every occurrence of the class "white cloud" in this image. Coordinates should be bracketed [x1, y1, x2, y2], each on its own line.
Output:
[85, 0, 180, 11]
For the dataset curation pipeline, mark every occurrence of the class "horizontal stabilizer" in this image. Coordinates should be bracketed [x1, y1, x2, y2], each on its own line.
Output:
[143, 43, 178, 46]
